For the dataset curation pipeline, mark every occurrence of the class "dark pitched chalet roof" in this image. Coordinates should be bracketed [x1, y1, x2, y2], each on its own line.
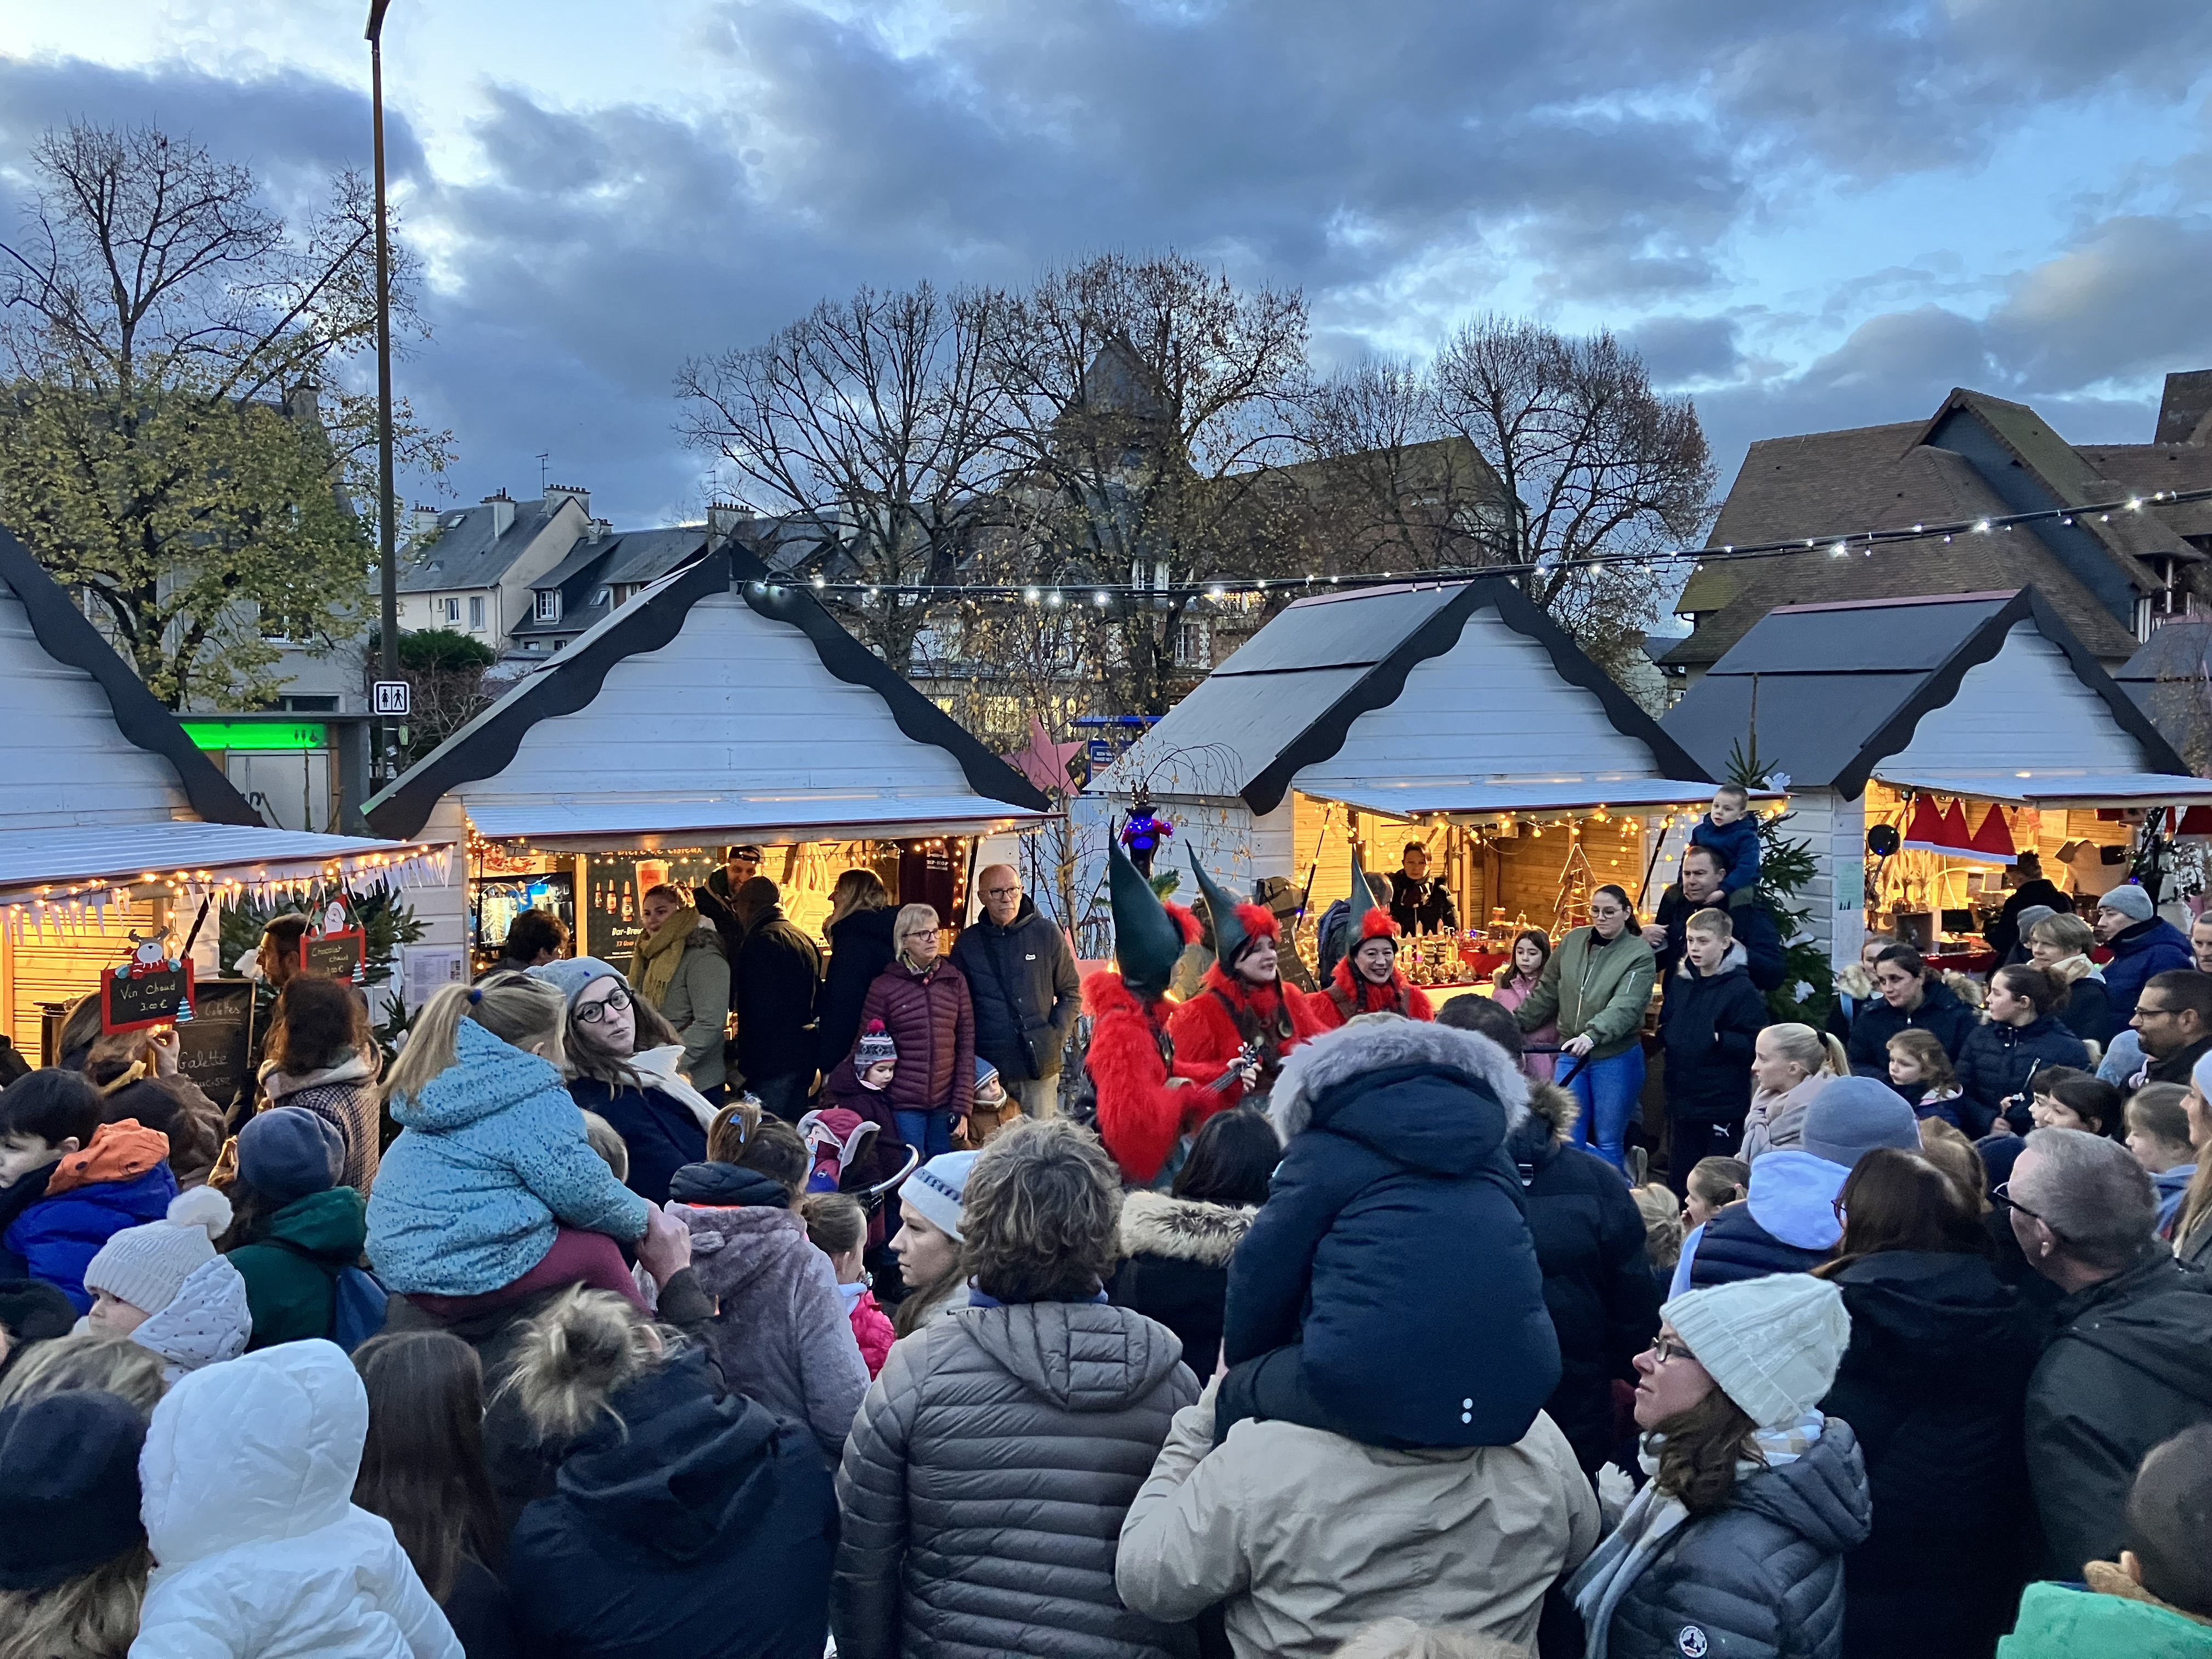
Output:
[0, 522, 262, 826]
[2115, 620, 2212, 770]
[1662, 588, 2186, 795]
[1667, 388, 2205, 670]
[362, 542, 1050, 840]
[1096, 575, 1709, 816]
[399, 497, 564, 593]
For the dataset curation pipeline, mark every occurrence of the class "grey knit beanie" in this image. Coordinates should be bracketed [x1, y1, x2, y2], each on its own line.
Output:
[81, 1187, 231, 1315]
[528, 956, 628, 1009]
[1800, 1077, 1922, 1171]
[2097, 885, 2154, 923]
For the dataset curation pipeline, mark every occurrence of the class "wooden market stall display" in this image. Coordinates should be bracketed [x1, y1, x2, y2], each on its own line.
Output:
[0, 523, 444, 1065]
[364, 544, 1051, 972]
[1663, 588, 2212, 973]
[1080, 577, 1717, 992]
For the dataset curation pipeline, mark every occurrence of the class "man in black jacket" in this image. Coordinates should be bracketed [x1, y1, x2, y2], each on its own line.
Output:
[949, 864, 1080, 1117]
[1659, 907, 1769, 1188]
[730, 876, 822, 1122]
[2135, 969, 2212, 1086]
[1437, 994, 1661, 1473]
[1644, 845, 1785, 992]
[2010, 1125, 2212, 1577]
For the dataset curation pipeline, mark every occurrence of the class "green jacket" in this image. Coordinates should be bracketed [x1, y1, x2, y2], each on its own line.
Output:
[1514, 926, 1656, 1062]
[227, 1186, 369, 1350]
[661, 928, 732, 1091]
[1999, 1581, 2212, 1658]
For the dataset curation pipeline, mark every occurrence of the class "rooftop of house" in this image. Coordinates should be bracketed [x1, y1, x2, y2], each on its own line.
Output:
[509, 526, 716, 640]
[398, 489, 587, 594]
[1664, 373, 2212, 670]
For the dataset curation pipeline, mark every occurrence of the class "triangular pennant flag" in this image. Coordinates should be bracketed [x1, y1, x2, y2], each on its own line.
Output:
[1937, 800, 1974, 852]
[1902, 795, 1949, 854]
[1969, 804, 2017, 863]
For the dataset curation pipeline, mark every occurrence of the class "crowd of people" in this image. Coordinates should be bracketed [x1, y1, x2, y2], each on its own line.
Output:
[6, 800, 2212, 1658]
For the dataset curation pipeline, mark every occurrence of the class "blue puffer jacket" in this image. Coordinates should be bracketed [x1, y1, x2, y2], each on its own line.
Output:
[367, 1019, 653, 1296]
[2101, 916, 2195, 1025]
[1224, 1015, 1561, 1448]
[1954, 1014, 2091, 1137]
[1583, 1420, 1871, 1659]
[1677, 1150, 1843, 1293]
[567, 1075, 707, 1207]
[1, 1164, 177, 1313]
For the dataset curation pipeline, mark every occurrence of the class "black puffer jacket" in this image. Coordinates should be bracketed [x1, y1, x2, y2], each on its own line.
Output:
[1109, 1188, 1254, 1382]
[1224, 1015, 1561, 1449]
[509, 1347, 838, 1658]
[1652, 883, 1786, 991]
[1587, 1421, 1871, 1659]
[816, 907, 899, 1074]
[949, 898, 1081, 1082]
[1953, 1013, 2090, 1136]
[1657, 952, 1769, 1122]
[832, 1299, 1198, 1659]
[736, 904, 823, 1081]
[1819, 1252, 2038, 1659]
[1511, 1080, 1661, 1472]
[1845, 979, 1977, 1074]
[2027, 1249, 2212, 1577]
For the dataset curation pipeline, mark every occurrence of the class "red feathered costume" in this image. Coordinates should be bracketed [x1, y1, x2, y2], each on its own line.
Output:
[1165, 902, 1327, 1106]
[1310, 906, 1436, 1030]
[1087, 901, 1204, 1187]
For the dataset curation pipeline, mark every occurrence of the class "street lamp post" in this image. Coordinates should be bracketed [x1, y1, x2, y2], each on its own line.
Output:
[366, 0, 398, 788]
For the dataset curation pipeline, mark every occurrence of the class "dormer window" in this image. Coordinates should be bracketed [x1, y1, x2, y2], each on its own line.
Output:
[594, 587, 612, 607]
[535, 590, 561, 623]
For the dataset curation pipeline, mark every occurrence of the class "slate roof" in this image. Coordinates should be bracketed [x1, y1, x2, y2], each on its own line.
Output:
[1092, 575, 1708, 815]
[511, 527, 713, 641]
[1667, 387, 2208, 670]
[1661, 588, 2185, 794]
[398, 497, 565, 593]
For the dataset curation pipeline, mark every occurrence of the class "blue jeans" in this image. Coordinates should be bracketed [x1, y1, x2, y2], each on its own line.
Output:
[1566, 1046, 1644, 1173]
[895, 1109, 957, 1159]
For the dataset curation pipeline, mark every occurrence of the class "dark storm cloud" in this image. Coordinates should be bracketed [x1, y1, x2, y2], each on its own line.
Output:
[1, 0, 2207, 522]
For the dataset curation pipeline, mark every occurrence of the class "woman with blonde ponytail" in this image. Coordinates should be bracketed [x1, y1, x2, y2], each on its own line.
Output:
[366, 974, 657, 1313]
[1740, 1022, 1849, 1163]
[501, 1288, 837, 1656]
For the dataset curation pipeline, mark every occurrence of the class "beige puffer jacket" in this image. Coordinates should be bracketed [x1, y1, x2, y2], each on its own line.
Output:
[1116, 1380, 1599, 1658]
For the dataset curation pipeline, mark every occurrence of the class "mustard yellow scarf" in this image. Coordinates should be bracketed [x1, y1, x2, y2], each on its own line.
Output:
[633, 906, 698, 1008]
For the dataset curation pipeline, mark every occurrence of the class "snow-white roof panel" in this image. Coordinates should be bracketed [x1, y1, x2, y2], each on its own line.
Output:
[1304, 778, 1731, 819]
[465, 793, 1042, 846]
[1871, 770, 2212, 806]
[0, 822, 430, 904]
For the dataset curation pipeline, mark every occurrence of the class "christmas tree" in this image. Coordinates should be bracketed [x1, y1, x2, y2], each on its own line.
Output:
[1726, 737, 1834, 1026]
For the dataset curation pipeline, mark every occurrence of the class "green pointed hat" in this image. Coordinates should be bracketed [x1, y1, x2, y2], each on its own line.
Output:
[1110, 839, 1185, 996]
[1188, 850, 1250, 969]
[1348, 847, 1383, 934]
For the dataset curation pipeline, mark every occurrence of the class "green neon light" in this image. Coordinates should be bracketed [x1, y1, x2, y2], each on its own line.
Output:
[181, 722, 329, 753]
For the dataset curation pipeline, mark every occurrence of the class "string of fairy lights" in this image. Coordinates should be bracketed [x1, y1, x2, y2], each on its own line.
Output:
[744, 484, 2212, 606]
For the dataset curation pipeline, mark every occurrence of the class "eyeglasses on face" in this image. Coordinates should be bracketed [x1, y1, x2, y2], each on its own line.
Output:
[575, 985, 633, 1024]
[1992, 1181, 2056, 1231]
[1647, 1335, 1695, 1367]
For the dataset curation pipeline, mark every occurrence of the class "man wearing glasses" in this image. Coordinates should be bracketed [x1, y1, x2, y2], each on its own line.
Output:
[2129, 970, 2212, 1087]
[950, 864, 1081, 1119]
[2004, 1127, 2212, 1578]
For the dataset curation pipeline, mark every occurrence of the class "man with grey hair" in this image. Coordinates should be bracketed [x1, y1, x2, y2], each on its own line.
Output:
[949, 862, 1080, 1118]
[2008, 1125, 2212, 1577]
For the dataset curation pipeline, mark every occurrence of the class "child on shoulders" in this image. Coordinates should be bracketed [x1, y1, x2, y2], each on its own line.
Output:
[366, 973, 654, 1317]
[1689, 783, 1762, 908]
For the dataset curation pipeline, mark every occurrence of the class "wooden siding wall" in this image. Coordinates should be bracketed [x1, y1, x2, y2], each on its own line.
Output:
[1, 900, 162, 1058]
[465, 591, 978, 809]
[1883, 622, 2157, 775]
[0, 579, 189, 831]
[1294, 603, 1662, 793]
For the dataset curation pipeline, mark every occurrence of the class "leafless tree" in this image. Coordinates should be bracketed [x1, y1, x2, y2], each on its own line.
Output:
[1430, 318, 1715, 676]
[989, 252, 1311, 713]
[675, 281, 1015, 669]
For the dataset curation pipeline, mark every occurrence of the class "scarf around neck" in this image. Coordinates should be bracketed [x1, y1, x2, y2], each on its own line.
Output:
[633, 906, 698, 1008]
[1570, 1410, 1825, 1659]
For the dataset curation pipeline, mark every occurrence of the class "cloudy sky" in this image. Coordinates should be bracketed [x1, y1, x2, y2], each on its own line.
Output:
[4, 0, 2210, 533]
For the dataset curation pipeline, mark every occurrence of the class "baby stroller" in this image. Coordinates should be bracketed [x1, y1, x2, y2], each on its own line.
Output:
[799, 1106, 921, 1301]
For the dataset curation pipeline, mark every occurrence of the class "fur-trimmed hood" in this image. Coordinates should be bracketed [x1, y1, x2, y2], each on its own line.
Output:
[1116, 1187, 1255, 1267]
[1270, 1014, 1531, 1143]
[1520, 1078, 1581, 1146]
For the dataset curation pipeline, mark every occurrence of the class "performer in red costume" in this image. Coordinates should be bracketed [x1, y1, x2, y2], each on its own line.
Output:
[1309, 850, 1437, 1030]
[1167, 854, 1325, 1105]
[1081, 840, 1245, 1187]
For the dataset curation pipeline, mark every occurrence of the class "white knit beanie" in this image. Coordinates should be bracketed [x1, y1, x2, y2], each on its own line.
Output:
[81, 1188, 232, 1315]
[1661, 1274, 1850, 1429]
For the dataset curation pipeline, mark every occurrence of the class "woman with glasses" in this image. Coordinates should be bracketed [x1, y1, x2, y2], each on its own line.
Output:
[1813, 1147, 2036, 1659]
[1514, 885, 1658, 1172]
[1567, 1274, 1868, 1659]
[854, 904, 976, 1159]
[530, 956, 714, 1205]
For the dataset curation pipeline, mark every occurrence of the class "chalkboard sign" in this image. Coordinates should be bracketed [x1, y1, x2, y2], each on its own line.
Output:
[303, 929, 366, 980]
[102, 962, 195, 1035]
[177, 978, 254, 1118]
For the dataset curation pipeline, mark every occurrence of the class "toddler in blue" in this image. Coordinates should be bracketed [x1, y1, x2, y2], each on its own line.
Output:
[366, 973, 652, 1297]
[1689, 782, 1761, 906]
